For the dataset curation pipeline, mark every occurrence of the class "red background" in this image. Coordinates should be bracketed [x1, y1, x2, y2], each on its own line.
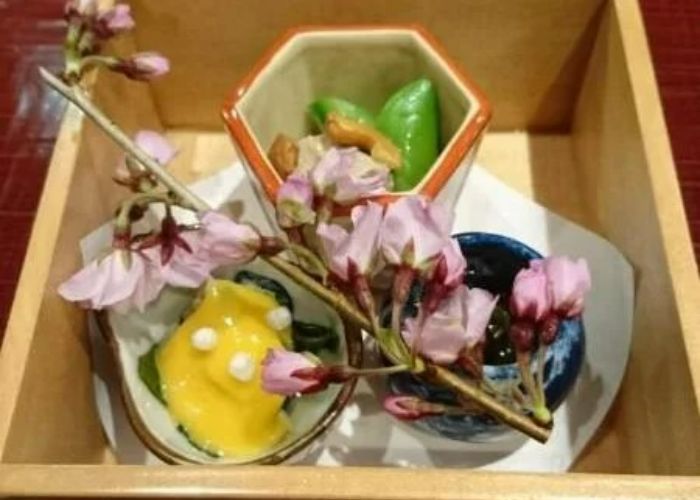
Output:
[0, 1, 698, 339]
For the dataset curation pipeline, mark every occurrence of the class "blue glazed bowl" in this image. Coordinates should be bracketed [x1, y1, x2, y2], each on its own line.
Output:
[387, 232, 585, 442]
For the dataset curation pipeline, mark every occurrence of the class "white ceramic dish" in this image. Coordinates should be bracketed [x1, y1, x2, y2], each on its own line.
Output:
[222, 26, 491, 225]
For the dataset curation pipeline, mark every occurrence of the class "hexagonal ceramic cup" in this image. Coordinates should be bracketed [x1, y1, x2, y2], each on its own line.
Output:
[222, 25, 491, 224]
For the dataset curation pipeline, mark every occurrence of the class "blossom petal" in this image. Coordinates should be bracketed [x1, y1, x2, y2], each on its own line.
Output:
[403, 286, 468, 365]
[58, 259, 112, 307]
[97, 4, 135, 35]
[438, 239, 467, 288]
[381, 196, 451, 269]
[510, 261, 551, 322]
[261, 349, 319, 396]
[276, 174, 316, 228]
[316, 202, 383, 280]
[152, 234, 213, 289]
[544, 256, 591, 317]
[310, 147, 390, 204]
[135, 130, 177, 165]
[317, 222, 349, 279]
[197, 211, 260, 266]
[58, 250, 164, 311]
[464, 287, 498, 347]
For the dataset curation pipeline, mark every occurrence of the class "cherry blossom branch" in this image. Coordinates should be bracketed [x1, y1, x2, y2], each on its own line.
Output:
[266, 256, 551, 443]
[41, 65, 550, 444]
[39, 67, 208, 212]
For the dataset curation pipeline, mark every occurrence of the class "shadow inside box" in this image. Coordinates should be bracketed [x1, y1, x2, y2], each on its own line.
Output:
[565, 359, 604, 449]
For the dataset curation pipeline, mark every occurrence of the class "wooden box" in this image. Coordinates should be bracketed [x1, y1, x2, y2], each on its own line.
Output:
[2, 0, 700, 497]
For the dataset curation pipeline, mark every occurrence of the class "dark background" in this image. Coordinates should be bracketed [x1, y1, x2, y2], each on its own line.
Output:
[0, 1, 698, 338]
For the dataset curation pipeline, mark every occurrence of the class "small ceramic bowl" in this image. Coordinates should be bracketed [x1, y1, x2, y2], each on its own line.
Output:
[222, 25, 491, 220]
[387, 232, 585, 442]
[98, 259, 362, 464]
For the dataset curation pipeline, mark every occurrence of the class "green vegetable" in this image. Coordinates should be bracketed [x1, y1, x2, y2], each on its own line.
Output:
[138, 344, 165, 404]
[176, 425, 220, 458]
[309, 97, 375, 130]
[292, 320, 339, 355]
[376, 78, 441, 191]
[233, 270, 294, 313]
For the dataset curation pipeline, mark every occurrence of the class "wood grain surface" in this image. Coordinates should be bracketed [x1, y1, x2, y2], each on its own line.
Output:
[0, 2, 699, 497]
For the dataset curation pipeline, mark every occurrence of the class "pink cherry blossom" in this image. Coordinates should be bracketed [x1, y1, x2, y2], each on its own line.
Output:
[196, 211, 261, 267]
[310, 148, 391, 204]
[143, 233, 212, 289]
[316, 202, 384, 280]
[135, 130, 177, 165]
[382, 395, 447, 421]
[261, 349, 322, 396]
[96, 4, 135, 37]
[423, 239, 467, 312]
[510, 261, 551, 323]
[543, 256, 591, 318]
[403, 288, 466, 365]
[435, 239, 467, 288]
[381, 196, 453, 271]
[276, 174, 315, 228]
[58, 250, 164, 312]
[464, 287, 498, 348]
[403, 285, 497, 365]
[115, 52, 170, 81]
[115, 131, 176, 189]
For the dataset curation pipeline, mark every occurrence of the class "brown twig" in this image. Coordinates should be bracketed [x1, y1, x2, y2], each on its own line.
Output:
[39, 67, 208, 212]
[42, 66, 551, 444]
[266, 256, 551, 443]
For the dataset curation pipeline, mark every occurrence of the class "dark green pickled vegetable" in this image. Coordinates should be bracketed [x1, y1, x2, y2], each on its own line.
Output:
[309, 97, 375, 130]
[292, 320, 339, 355]
[376, 78, 441, 191]
[233, 270, 294, 313]
[138, 344, 165, 404]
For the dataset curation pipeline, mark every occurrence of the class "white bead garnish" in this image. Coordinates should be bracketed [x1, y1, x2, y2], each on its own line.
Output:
[191, 327, 218, 351]
[228, 352, 256, 382]
[266, 306, 292, 331]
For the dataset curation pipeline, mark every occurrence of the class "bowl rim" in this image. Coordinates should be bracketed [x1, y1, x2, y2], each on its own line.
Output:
[94, 283, 363, 466]
[220, 24, 492, 212]
[386, 231, 585, 439]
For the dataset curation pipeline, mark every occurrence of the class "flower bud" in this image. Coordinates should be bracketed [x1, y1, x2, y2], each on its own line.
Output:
[539, 315, 560, 346]
[94, 4, 135, 38]
[261, 349, 321, 396]
[113, 52, 170, 81]
[382, 395, 447, 421]
[509, 320, 535, 353]
[510, 262, 551, 323]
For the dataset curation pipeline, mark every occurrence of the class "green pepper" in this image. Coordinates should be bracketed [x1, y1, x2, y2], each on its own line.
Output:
[308, 97, 375, 130]
[376, 79, 441, 191]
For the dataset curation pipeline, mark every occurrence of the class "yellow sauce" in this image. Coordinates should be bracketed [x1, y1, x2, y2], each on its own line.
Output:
[157, 280, 291, 458]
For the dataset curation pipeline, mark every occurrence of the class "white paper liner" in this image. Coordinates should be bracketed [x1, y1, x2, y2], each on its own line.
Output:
[83, 163, 634, 471]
